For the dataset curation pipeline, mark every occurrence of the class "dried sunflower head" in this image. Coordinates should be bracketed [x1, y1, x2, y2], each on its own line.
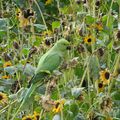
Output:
[100, 96, 112, 113]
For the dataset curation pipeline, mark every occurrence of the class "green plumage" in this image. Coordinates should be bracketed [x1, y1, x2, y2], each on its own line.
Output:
[12, 38, 69, 119]
[29, 38, 69, 84]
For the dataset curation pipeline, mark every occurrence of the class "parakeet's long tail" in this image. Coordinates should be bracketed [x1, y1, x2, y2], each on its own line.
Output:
[11, 72, 49, 120]
[11, 82, 44, 120]
[28, 71, 49, 87]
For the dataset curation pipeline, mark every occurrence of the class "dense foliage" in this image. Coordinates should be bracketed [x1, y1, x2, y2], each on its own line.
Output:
[0, 0, 120, 120]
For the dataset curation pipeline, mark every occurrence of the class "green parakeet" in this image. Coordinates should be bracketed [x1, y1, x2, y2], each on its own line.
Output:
[29, 38, 69, 85]
[12, 38, 69, 119]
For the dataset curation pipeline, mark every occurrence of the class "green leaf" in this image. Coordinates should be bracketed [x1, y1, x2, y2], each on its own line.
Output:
[33, 36, 43, 46]
[22, 48, 29, 56]
[85, 15, 96, 24]
[24, 63, 35, 76]
[70, 103, 79, 118]
[4, 66, 16, 74]
[52, 21, 60, 30]
[116, 0, 120, 5]
[0, 18, 8, 31]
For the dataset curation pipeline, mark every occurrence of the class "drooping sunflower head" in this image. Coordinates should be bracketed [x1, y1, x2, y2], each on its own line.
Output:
[0, 92, 8, 105]
[52, 99, 65, 113]
[100, 96, 112, 113]
[84, 35, 96, 45]
[22, 115, 33, 120]
[100, 69, 111, 85]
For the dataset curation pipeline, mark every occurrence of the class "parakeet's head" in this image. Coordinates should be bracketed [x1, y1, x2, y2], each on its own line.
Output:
[56, 38, 70, 51]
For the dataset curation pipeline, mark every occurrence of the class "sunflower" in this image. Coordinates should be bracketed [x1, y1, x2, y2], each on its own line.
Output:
[22, 115, 33, 120]
[3, 61, 12, 68]
[95, 22, 103, 31]
[99, 69, 111, 85]
[2, 75, 10, 79]
[0, 92, 8, 105]
[45, 0, 52, 5]
[84, 35, 96, 45]
[90, 22, 103, 31]
[42, 30, 52, 37]
[98, 82, 104, 92]
[16, 8, 35, 27]
[33, 111, 40, 120]
[52, 99, 65, 113]
[16, 8, 29, 27]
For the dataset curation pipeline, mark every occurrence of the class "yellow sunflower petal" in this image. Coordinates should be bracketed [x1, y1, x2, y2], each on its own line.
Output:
[2, 75, 10, 79]
[22, 115, 33, 120]
[33, 111, 40, 120]
[3, 61, 12, 68]
[52, 99, 65, 113]
[100, 69, 111, 85]
[0, 92, 8, 105]
[45, 0, 52, 5]
[84, 35, 96, 45]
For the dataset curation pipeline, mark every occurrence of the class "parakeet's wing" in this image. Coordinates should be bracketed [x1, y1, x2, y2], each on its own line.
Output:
[36, 52, 62, 74]
[29, 53, 62, 85]
[28, 71, 49, 86]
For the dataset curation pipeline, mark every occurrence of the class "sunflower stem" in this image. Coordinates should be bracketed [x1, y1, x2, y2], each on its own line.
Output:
[108, 54, 120, 94]
[33, 0, 48, 32]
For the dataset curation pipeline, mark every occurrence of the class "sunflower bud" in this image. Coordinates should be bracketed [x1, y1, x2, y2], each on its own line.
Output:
[11, 81, 21, 93]
[29, 46, 37, 57]
[83, 0, 86, 4]
[75, 0, 81, 4]
[23, 9, 34, 18]
[97, 48, 104, 57]
[2, 53, 11, 61]
[13, 41, 19, 49]
[95, 0, 100, 7]
[116, 30, 120, 39]
[45, 39, 51, 46]
[77, 44, 85, 53]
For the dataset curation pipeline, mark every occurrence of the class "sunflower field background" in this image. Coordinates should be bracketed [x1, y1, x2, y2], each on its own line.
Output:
[0, 0, 120, 120]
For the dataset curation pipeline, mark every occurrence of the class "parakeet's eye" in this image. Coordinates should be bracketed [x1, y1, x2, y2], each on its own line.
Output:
[66, 46, 71, 50]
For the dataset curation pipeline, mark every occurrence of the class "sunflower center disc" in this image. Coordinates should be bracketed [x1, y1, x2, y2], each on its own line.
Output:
[105, 72, 110, 79]
[88, 38, 92, 42]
